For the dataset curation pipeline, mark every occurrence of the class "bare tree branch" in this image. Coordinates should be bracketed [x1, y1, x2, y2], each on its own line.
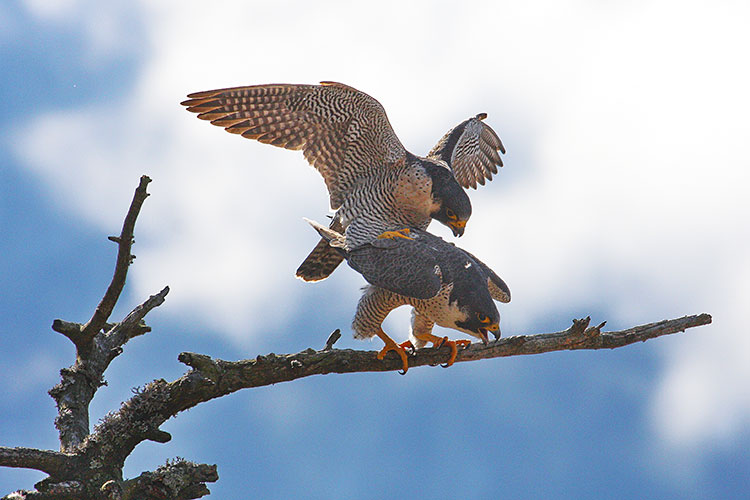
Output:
[180, 313, 712, 390]
[62, 312, 710, 476]
[79, 175, 152, 346]
[3, 176, 216, 500]
[322, 329, 342, 350]
[0, 448, 75, 477]
[110, 288, 167, 340]
[47, 176, 165, 454]
[1, 174, 713, 500]
[2, 481, 85, 500]
[48, 286, 170, 453]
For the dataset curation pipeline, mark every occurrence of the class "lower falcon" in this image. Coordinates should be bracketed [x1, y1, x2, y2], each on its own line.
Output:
[307, 220, 511, 373]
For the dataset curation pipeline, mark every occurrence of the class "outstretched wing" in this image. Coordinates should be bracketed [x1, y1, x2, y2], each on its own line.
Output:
[181, 82, 407, 208]
[462, 250, 511, 303]
[427, 113, 505, 189]
[347, 238, 443, 300]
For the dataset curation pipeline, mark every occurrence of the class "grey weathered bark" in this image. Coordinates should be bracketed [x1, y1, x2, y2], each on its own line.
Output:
[0, 176, 712, 499]
[48, 175, 157, 454]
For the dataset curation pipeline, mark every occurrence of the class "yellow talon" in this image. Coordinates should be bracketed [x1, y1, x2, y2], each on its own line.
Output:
[414, 333, 471, 368]
[399, 340, 416, 354]
[377, 228, 413, 240]
[374, 328, 410, 374]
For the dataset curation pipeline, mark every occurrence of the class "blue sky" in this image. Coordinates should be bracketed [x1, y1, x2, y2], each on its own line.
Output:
[1, 1, 748, 498]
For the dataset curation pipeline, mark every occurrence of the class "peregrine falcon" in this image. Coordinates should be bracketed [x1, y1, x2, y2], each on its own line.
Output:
[181, 82, 505, 280]
[307, 219, 511, 374]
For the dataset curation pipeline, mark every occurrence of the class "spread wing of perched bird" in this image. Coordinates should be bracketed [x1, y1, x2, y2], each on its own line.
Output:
[181, 82, 505, 280]
[307, 219, 510, 374]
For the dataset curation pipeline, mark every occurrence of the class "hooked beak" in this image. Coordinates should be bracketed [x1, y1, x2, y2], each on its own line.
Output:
[488, 322, 501, 341]
[448, 219, 466, 237]
[478, 322, 501, 345]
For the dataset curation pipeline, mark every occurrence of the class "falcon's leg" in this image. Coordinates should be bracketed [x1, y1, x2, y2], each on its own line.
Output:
[409, 309, 433, 349]
[374, 328, 410, 375]
[411, 311, 470, 368]
[377, 228, 413, 240]
[352, 285, 410, 374]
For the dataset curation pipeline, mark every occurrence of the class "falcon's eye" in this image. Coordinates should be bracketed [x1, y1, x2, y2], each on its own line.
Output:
[446, 208, 457, 220]
[477, 313, 491, 324]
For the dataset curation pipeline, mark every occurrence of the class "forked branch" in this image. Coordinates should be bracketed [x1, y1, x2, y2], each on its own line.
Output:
[79, 175, 152, 346]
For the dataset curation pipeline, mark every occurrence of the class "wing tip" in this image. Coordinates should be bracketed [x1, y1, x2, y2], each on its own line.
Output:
[319, 81, 352, 90]
[185, 89, 222, 99]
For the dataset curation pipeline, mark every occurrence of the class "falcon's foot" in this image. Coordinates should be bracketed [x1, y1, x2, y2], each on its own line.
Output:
[377, 228, 413, 240]
[399, 340, 416, 354]
[415, 333, 471, 368]
[375, 329, 410, 374]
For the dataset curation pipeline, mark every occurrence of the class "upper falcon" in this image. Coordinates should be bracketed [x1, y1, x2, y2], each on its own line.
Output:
[181, 82, 505, 277]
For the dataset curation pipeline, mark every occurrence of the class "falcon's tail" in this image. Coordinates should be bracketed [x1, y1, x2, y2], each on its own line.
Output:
[297, 218, 347, 282]
[295, 238, 345, 282]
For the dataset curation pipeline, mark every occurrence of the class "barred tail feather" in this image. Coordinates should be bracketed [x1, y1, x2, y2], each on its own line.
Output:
[295, 238, 345, 282]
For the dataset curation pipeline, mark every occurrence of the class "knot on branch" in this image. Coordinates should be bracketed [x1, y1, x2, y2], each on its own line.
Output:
[178, 353, 221, 384]
[51, 319, 87, 346]
[568, 317, 591, 336]
[560, 316, 607, 348]
[145, 429, 172, 444]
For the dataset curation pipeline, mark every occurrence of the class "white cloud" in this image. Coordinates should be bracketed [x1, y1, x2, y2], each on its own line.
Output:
[651, 261, 750, 448]
[14, 0, 750, 454]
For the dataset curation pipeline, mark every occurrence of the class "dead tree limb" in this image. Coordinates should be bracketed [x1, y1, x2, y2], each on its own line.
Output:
[80, 175, 152, 344]
[48, 176, 158, 454]
[177, 313, 712, 384]
[0, 175, 712, 500]
[0, 176, 216, 500]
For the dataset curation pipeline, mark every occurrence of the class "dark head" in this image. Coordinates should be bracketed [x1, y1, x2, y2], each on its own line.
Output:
[424, 161, 472, 237]
[452, 286, 500, 344]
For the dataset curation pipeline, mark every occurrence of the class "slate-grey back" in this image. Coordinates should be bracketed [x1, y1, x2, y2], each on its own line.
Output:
[346, 229, 510, 307]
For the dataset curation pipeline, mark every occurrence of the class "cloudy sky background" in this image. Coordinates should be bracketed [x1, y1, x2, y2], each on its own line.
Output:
[1, 0, 748, 498]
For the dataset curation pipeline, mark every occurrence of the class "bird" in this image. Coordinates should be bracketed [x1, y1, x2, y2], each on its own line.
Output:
[307, 219, 511, 374]
[180, 82, 505, 281]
